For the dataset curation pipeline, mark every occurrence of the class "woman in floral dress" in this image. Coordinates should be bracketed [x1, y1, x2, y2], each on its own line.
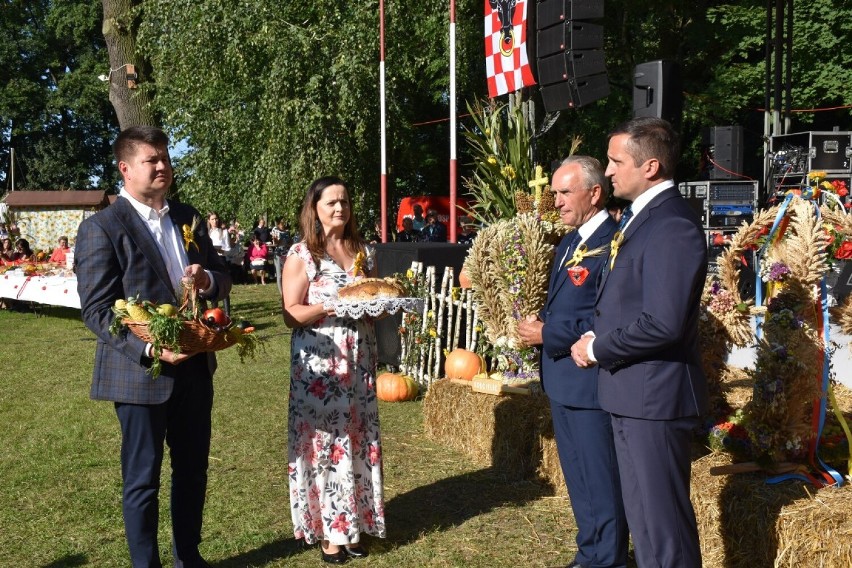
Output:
[281, 176, 385, 564]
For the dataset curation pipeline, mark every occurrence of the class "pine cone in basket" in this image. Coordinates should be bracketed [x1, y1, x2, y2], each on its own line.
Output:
[337, 277, 406, 301]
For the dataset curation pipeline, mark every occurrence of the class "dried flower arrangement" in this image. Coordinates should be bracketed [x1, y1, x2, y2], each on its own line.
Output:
[704, 194, 852, 480]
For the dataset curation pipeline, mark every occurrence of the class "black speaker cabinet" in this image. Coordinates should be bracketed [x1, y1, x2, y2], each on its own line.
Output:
[540, 73, 610, 112]
[372, 242, 470, 366]
[537, 49, 606, 85]
[537, 0, 604, 28]
[701, 125, 744, 180]
[632, 60, 682, 126]
[537, 21, 603, 58]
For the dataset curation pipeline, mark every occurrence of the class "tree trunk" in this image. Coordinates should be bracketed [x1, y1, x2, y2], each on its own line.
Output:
[101, 0, 156, 129]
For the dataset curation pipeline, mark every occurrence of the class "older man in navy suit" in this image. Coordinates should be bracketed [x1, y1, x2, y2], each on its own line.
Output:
[572, 118, 708, 567]
[519, 156, 627, 568]
[77, 126, 232, 567]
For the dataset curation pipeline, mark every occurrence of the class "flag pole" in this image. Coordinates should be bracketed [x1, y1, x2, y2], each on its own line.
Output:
[448, 0, 458, 243]
[379, 0, 388, 242]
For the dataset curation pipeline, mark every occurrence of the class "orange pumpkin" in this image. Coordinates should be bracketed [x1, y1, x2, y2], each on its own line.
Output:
[444, 348, 484, 381]
[376, 372, 419, 402]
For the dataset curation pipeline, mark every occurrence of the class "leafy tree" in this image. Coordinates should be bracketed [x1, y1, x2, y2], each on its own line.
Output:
[137, 0, 487, 228]
[0, 0, 118, 190]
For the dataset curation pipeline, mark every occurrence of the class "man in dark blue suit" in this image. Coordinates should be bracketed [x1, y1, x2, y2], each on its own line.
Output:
[518, 156, 627, 568]
[77, 126, 232, 567]
[572, 118, 708, 567]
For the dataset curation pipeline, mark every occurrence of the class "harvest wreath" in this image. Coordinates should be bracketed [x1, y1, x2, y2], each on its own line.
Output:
[110, 280, 261, 379]
[704, 193, 852, 482]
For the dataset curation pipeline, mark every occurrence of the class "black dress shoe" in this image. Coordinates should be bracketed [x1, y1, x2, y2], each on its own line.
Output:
[344, 545, 369, 559]
[321, 548, 349, 564]
[566, 561, 587, 568]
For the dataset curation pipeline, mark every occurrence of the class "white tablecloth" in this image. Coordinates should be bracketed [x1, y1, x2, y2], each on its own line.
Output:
[0, 271, 80, 309]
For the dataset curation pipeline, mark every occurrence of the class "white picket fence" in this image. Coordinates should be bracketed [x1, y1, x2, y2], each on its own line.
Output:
[398, 262, 481, 389]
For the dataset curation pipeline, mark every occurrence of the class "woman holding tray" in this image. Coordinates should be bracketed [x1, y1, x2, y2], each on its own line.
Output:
[281, 175, 384, 564]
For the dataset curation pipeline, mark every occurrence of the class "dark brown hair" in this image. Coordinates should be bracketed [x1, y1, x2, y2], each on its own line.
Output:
[609, 117, 680, 179]
[298, 176, 364, 265]
[113, 125, 170, 164]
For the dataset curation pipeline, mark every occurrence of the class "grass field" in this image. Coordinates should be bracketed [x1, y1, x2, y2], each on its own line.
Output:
[0, 283, 581, 568]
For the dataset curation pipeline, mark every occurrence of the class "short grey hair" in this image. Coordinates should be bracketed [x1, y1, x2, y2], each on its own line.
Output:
[559, 155, 607, 190]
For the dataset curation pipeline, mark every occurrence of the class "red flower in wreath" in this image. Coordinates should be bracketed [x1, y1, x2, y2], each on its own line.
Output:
[835, 241, 852, 260]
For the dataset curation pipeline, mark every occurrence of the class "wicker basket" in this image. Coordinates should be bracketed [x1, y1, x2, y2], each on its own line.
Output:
[123, 318, 237, 352]
[122, 284, 237, 353]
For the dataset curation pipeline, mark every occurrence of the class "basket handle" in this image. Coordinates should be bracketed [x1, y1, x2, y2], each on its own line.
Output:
[179, 280, 201, 319]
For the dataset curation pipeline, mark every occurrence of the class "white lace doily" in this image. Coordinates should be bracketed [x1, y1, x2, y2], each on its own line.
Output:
[323, 297, 424, 319]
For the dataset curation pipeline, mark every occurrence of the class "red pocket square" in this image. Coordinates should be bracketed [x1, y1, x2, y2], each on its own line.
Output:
[567, 266, 589, 286]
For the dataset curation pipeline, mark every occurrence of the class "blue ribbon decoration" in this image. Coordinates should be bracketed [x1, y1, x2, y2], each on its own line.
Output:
[766, 200, 843, 487]
[754, 192, 796, 341]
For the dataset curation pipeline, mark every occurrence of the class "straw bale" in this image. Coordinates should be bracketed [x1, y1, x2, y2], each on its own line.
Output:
[692, 451, 852, 567]
[425, 372, 852, 566]
[721, 366, 753, 408]
[423, 378, 561, 487]
[535, 417, 568, 497]
[423, 379, 542, 480]
[692, 375, 852, 566]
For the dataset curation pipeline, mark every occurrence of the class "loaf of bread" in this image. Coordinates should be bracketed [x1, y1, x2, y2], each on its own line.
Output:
[337, 277, 406, 301]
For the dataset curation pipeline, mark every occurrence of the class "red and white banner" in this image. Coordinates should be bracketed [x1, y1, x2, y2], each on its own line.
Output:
[484, 0, 536, 98]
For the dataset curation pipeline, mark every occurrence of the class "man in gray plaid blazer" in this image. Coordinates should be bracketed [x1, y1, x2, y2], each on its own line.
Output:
[76, 126, 232, 568]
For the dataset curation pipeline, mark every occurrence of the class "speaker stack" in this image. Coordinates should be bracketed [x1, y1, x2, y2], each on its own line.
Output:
[536, 0, 609, 111]
[701, 125, 744, 180]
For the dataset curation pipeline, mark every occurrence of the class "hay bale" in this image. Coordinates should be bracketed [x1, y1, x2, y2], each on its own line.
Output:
[423, 378, 560, 487]
[692, 451, 852, 567]
[720, 366, 752, 408]
[535, 417, 568, 497]
[691, 377, 852, 566]
[425, 374, 852, 565]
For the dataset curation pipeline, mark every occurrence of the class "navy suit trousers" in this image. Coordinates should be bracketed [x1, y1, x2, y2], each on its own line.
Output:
[610, 414, 702, 568]
[115, 373, 214, 568]
[550, 400, 628, 568]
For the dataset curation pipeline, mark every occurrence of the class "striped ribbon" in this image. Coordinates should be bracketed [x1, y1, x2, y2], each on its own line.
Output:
[766, 200, 845, 487]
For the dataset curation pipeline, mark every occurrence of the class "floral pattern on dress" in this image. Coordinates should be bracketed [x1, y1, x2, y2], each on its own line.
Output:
[286, 241, 385, 545]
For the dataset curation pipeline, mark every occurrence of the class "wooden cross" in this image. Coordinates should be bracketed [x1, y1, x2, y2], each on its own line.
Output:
[528, 165, 549, 205]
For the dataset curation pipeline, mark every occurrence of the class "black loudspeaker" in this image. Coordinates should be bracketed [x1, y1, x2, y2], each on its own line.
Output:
[701, 125, 744, 180]
[536, 0, 608, 112]
[632, 60, 682, 126]
[540, 74, 610, 111]
[537, 50, 606, 85]
[537, 21, 603, 58]
[537, 0, 604, 27]
[373, 242, 470, 366]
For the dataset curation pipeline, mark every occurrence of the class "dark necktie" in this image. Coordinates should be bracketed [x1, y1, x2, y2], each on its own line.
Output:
[617, 204, 634, 232]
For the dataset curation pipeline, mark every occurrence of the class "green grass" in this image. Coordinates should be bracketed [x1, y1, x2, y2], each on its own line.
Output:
[0, 284, 580, 568]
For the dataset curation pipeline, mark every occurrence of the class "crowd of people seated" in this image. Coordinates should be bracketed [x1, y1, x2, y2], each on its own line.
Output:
[368, 205, 478, 244]
[205, 212, 296, 287]
[0, 222, 70, 267]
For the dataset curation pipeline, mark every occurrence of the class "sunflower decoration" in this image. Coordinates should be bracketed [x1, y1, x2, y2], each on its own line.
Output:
[182, 216, 200, 252]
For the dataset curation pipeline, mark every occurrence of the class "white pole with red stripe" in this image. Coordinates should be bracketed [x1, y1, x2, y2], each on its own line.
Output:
[448, 0, 457, 243]
[379, 0, 388, 242]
